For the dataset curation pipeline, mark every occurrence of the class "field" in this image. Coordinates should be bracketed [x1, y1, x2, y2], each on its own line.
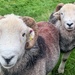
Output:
[0, 0, 75, 75]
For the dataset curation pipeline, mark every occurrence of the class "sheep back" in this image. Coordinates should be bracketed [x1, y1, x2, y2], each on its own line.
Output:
[37, 21, 60, 72]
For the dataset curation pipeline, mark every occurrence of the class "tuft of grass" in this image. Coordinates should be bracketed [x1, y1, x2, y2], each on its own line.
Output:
[0, 0, 75, 75]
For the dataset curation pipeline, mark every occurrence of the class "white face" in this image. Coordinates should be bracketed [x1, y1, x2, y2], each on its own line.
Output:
[0, 15, 34, 69]
[55, 4, 75, 31]
[59, 4, 75, 31]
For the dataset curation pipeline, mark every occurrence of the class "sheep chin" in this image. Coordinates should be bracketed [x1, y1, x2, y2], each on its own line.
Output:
[1, 64, 15, 69]
[65, 27, 74, 31]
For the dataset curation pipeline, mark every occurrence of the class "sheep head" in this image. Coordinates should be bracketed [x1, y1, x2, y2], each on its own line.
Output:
[0, 14, 38, 69]
[53, 3, 75, 31]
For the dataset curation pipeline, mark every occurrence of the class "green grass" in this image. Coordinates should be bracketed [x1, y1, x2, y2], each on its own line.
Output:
[0, 0, 75, 75]
[52, 50, 75, 75]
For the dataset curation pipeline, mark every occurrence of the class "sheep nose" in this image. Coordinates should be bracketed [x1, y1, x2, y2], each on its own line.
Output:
[67, 23, 73, 26]
[2, 56, 14, 64]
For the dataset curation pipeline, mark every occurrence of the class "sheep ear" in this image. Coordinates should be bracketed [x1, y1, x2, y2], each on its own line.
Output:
[52, 3, 64, 20]
[20, 16, 38, 49]
[53, 11, 60, 20]
[55, 3, 64, 12]
[53, 11, 59, 16]
[25, 27, 35, 49]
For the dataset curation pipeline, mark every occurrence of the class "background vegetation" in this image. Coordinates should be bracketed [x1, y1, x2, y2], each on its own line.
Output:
[0, 0, 75, 75]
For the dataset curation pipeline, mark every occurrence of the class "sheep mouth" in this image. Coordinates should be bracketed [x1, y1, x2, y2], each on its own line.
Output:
[2, 64, 15, 69]
[66, 27, 74, 31]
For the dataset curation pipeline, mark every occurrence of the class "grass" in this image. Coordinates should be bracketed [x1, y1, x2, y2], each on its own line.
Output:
[52, 50, 75, 75]
[0, 0, 75, 75]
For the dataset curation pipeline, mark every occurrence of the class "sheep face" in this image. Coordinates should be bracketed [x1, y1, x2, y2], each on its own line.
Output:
[54, 4, 75, 31]
[0, 14, 35, 69]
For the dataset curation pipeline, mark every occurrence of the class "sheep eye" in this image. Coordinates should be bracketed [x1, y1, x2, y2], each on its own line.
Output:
[22, 33, 25, 37]
[60, 13, 63, 15]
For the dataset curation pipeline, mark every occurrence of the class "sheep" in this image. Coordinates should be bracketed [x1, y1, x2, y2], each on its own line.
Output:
[0, 14, 60, 75]
[49, 3, 75, 73]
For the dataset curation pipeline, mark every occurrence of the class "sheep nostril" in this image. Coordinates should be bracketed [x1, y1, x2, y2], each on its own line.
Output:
[67, 23, 73, 26]
[2, 56, 15, 64]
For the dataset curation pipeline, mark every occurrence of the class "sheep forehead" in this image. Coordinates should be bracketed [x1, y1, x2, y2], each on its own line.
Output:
[60, 4, 75, 12]
[0, 14, 27, 33]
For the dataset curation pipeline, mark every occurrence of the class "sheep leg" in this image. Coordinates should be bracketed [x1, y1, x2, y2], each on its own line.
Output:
[58, 51, 71, 74]
[28, 58, 46, 75]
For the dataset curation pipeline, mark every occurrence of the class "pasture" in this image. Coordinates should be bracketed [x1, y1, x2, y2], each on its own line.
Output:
[0, 0, 75, 75]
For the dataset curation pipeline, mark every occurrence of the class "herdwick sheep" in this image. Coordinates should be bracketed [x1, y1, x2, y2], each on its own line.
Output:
[0, 14, 60, 75]
[49, 3, 75, 73]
